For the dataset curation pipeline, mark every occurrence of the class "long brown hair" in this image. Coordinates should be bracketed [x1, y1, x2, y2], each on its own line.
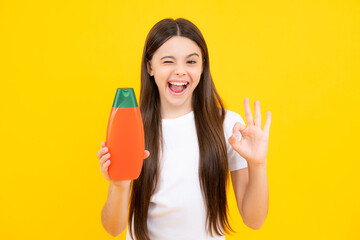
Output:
[128, 18, 234, 240]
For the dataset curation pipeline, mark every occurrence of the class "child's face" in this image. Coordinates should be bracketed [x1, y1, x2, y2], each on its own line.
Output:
[147, 36, 203, 113]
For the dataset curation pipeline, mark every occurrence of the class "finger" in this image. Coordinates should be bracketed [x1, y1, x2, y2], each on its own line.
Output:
[244, 97, 254, 126]
[144, 150, 150, 159]
[254, 100, 261, 128]
[232, 121, 247, 135]
[101, 141, 106, 148]
[228, 134, 242, 151]
[101, 159, 111, 170]
[101, 160, 111, 179]
[264, 111, 271, 133]
[97, 146, 109, 159]
[229, 122, 246, 145]
[99, 153, 110, 166]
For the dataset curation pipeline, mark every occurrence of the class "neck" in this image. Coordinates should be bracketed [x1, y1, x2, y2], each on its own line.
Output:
[160, 103, 193, 119]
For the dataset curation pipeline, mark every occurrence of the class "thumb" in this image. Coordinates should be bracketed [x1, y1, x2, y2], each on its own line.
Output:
[144, 150, 150, 159]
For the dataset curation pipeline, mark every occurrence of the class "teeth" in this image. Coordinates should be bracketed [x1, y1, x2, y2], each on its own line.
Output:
[169, 82, 188, 86]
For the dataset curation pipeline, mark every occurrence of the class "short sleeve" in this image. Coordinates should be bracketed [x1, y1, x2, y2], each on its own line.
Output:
[223, 109, 248, 171]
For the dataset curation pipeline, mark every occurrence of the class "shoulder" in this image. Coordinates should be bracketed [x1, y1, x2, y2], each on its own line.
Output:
[224, 109, 245, 124]
[223, 109, 245, 138]
[222, 109, 248, 171]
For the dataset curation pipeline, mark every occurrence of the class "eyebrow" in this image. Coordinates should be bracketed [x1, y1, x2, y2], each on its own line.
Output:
[160, 53, 200, 60]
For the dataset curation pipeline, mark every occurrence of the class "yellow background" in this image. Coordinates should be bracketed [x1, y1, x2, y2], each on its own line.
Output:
[1, 0, 359, 239]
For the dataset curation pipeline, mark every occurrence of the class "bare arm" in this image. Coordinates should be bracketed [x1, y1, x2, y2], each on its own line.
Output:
[228, 98, 271, 229]
[101, 182, 131, 236]
[231, 163, 268, 230]
[98, 141, 150, 236]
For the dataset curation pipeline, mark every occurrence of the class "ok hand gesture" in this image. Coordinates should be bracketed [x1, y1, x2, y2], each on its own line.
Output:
[228, 97, 271, 166]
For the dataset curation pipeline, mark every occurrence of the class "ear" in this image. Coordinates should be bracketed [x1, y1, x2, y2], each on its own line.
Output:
[146, 60, 154, 76]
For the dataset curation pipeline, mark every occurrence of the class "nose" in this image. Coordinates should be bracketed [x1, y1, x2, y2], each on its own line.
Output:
[174, 63, 186, 76]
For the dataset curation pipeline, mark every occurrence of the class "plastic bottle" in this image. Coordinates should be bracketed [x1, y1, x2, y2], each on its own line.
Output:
[105, 88, 145, 180]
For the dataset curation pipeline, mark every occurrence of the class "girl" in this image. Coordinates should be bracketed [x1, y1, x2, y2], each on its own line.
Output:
[98, 18, 271, 240]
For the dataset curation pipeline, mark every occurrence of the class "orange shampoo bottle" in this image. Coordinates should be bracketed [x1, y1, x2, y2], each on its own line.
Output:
[105, 88, 145, 181]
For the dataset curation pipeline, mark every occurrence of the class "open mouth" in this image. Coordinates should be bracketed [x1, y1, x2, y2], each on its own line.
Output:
[168, 81, 189, 95]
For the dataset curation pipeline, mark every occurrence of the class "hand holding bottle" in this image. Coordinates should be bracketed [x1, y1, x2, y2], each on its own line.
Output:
[97, 141, 150, 188]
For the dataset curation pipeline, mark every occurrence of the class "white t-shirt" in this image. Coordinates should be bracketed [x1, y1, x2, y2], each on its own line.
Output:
[126, 109, 248, 240]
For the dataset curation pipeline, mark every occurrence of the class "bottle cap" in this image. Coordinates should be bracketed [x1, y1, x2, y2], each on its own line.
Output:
[112, 88, 138, 108]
